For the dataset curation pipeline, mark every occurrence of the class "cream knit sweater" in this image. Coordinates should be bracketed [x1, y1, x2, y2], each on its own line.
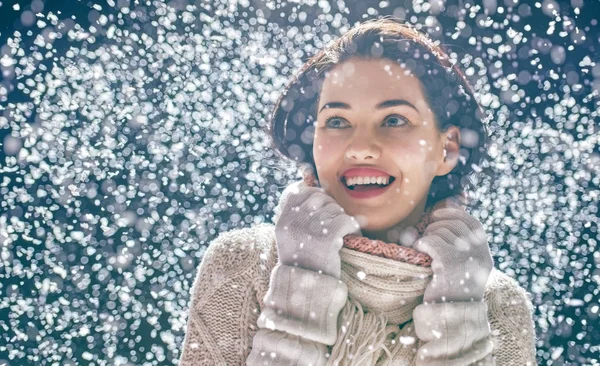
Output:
[178, 223, 538, 365]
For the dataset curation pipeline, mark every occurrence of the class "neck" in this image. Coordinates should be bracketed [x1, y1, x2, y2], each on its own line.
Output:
[361, 195, 428, 243]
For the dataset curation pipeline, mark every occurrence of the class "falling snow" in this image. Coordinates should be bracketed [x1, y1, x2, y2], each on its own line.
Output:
[0, 0, 599, 365]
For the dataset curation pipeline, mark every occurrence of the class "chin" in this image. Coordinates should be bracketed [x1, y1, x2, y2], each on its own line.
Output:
[352, 214, 401, 232]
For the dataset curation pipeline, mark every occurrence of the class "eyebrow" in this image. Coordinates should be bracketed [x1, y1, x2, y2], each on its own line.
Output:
[318, 99, 419, 114]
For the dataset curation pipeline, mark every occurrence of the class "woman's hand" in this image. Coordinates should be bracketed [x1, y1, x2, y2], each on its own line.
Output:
[274, 180, 362, 279]
[412, 207, 494, 303]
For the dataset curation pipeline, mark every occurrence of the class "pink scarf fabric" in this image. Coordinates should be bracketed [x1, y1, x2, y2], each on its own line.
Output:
[301, 168, 467, 268]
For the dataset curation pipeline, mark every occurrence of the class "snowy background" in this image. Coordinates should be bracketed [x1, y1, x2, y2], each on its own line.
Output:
[0, 0, 599, 365]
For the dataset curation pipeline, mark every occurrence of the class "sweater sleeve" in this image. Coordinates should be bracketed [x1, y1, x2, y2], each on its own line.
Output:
[179, 229, 266, 366]
[413, 301, 496, 366]
[245, 263, 348, 366]
[412, 275, 539, 366]
[485, 278, 538, 366]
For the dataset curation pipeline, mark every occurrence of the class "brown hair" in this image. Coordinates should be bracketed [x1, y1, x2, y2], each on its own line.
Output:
[264, 17, 491, 210]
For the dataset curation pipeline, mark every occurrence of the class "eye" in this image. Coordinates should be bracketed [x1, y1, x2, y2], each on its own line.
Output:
[384, 115, 410, 127]
[324, 116, 348, 128]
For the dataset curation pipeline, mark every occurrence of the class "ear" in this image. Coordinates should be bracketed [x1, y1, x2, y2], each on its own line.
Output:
[435, 125, 461, 177]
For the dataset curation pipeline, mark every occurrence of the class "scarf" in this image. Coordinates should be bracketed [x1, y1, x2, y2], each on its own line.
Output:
[299, 168, 468, 365]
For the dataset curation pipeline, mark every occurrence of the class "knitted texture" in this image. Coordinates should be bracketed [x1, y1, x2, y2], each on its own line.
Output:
[413, 206, 495, 304]
[178, 227, 278, 365]
[178, 224, 538, 365]
[330, 247, 433, 364]
[343, 236, 433, 267]
[271, 177, 362, 279]
[179, 173, 538, 365]
[299, 170, 496, 365]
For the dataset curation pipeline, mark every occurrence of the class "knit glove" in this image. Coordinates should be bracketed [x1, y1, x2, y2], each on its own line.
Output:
[247, 180, 362, 365]
[273, 180, 362, 279]
[412, 207, 494, 303]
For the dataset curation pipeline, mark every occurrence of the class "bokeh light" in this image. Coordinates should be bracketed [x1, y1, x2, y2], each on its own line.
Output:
[0, 0, 599, 365]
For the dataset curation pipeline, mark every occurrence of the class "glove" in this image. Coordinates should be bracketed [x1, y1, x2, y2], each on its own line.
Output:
[412, 207, 494, 303]
[274, 180, 362, 279]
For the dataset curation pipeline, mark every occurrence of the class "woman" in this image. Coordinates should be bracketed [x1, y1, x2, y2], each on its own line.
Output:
[179, 18, 538, 365]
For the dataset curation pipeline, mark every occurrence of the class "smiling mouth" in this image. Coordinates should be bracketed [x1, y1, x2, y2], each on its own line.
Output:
[341, 176, 396, 191]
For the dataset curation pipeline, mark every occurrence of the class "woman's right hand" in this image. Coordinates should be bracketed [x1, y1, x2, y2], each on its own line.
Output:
[274, 180, 362, 279]
[248, 180, 357, 362]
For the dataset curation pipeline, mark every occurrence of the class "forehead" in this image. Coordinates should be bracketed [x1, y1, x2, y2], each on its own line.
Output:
[319, 58, 427, 105]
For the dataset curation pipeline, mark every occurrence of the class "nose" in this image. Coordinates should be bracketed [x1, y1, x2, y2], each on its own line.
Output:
[344, 130, 382, 161]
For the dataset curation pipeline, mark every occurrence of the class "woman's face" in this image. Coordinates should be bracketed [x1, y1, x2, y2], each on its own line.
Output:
[312, 57, 460, 241]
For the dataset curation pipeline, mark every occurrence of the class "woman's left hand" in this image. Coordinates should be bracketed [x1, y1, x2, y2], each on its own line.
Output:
[412, 207, 494, 304]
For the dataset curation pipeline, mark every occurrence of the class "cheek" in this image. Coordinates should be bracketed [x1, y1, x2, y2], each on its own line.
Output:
[386, 137, 439, 179]
[312, 133, 343, 164]
[387, 134, 437, 159]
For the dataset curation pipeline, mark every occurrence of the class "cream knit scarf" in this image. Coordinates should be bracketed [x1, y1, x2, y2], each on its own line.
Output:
[300, 169, 468, 365]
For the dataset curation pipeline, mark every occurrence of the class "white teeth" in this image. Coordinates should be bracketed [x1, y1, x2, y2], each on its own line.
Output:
[344, 176, 392, 186]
